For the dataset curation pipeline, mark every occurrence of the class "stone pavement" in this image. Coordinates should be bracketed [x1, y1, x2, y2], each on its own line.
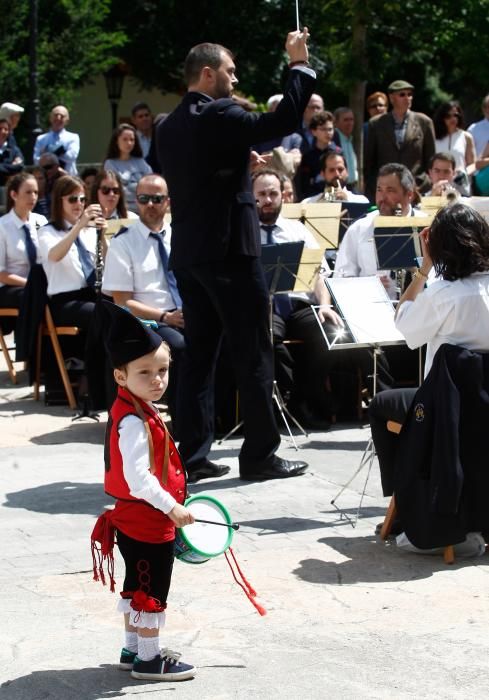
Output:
[1, 353, 489, 700]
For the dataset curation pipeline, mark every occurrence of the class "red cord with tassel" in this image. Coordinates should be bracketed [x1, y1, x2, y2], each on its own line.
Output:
[224, 547, 267, 616]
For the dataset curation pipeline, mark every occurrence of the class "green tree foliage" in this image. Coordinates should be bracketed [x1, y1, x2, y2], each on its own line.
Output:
[0, 0, 125, 122]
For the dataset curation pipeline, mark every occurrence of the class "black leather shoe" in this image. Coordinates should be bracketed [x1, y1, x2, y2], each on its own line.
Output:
[239, 455, 308, 482]
[187, 461, 231, 483]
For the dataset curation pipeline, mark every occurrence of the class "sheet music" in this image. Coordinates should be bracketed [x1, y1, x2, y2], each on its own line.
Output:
[325, 276, 405, 345]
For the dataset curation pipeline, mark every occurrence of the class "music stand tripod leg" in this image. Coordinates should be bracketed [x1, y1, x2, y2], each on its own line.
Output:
[217, 419, 244, 445]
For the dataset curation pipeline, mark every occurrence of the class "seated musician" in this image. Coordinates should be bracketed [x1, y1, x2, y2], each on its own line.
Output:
[301, 151, 369, 204]
[333, 162, 422, 298]
[369, 203, 489, 499]
[252, 167, 343, 427]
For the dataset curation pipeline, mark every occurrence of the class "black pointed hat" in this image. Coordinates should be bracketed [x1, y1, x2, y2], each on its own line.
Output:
[102, 301, 162, 367]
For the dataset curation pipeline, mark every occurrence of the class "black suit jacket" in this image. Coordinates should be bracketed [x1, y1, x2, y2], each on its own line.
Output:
[395, 344, 489, 548]
[156, 69, 315, 269]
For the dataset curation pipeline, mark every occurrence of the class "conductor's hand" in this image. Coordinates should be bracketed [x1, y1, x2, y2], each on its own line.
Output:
[165, 309, 184, 329]
[318, 306, 343, 327]
[286, 27, 310, 64]
[168, 503, 195, 528]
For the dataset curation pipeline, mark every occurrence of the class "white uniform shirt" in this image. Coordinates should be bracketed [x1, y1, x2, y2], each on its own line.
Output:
[38, 222, 97, 295]
[102, 219, 176, 310]
[118, 411, 176, 514]
[396, 272, 489, 376]
[0, 210, 47, 285]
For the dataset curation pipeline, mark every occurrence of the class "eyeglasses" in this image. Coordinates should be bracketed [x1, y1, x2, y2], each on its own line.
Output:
[100, 186, 120, 195]
[446, 112, 460, 118]
[370, 103, 386, 109]
[136, 194, 168, 205]
[397, 91, 413, 97]
[66, 194, 86, 204]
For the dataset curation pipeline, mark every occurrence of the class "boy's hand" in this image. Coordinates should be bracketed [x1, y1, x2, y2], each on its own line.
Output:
[168, 503, 195, 528]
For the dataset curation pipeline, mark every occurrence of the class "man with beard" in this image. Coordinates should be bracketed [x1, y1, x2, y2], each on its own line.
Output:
[157, 29, 314, 483]
[302, 151, 369, 203]
[253, 168, 342, 427]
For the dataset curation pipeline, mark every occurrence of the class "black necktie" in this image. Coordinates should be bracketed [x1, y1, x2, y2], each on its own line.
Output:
[149, 232, 182, 308]
[22, 224, 37, 267]
[261, 224, 275, 245]
[74, 236, 96, 287]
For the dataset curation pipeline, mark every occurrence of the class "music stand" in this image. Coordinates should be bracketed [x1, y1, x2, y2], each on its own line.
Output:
[218, 241, 308, 450]
[311, 276, 408, 526]
[338, 201, 371, 244]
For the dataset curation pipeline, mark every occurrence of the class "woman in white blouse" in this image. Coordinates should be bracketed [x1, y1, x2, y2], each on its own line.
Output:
[38, 175, 107, 329]
[103, 124, 151, 210]
[0, 171, 47, 309]
[369, 203, 489, 497]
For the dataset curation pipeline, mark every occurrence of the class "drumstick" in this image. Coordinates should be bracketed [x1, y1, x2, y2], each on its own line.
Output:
[193, 518, 240, 531]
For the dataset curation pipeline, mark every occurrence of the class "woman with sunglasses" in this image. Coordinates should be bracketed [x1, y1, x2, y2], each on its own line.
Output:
[0, 172, 47, 313]
[433, 101, 476, 195]
[103, 124, 152, 210]
[37, 175, 107, 329]
[89, 169, 138, 221]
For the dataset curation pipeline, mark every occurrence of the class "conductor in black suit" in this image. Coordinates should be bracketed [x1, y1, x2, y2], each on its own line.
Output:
[157, 29, 315, 483]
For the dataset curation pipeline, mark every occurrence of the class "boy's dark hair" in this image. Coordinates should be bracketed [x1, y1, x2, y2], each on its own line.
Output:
[428, 152, 456, 170]
[309, 110, 334, 130]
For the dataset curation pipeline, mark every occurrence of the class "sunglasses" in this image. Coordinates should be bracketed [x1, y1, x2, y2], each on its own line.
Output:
[100, 186, 120, 195]
[446, 112, 460, 118]
[397, 91, 413, 97]
[66, 194, 86, 204]
[370, 103, 386, 109]
[136, 194, 168, 204]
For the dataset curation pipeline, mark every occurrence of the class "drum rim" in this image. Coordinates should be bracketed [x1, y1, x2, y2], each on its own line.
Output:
[179, 493, 233, 557]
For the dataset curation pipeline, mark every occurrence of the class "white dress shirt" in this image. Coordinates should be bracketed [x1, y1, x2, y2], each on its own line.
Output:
[0, 210, 47, 285]
[396, 272, 489, 376]
[102, 219, 176, 310]
[118, 411, 176, 514]
[38, 222, 97, 295]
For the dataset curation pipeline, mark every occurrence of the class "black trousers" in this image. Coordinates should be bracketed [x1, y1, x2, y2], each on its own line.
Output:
[368, 387, 417, 496]
[49, 286, 97, 330]
[117, 529, 174, 606]
[174, 256, 280, 470]
[155, 323, 185, 435]
[0, 285, 24, 334]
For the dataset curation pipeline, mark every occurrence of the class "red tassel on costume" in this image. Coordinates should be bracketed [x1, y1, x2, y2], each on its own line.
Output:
[90, 511, 116, 592]
[224, 547, 267, 616]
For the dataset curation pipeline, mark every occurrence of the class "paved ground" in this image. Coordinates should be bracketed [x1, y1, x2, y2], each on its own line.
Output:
[1, 347, 489, 700]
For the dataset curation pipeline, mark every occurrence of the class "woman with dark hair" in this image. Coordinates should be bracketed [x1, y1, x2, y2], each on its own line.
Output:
[433, 101, 476, 194]
[89, 169, 138, 220]
[37, 175, 107, 329]
[369, 203, 489, 497]
[0, 172, 47, 308]
[103, 124, 151, 209]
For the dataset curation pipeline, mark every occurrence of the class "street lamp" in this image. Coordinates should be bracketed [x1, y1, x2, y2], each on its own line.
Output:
[27, 0, 42, 162]
[104, 64, 126, 131]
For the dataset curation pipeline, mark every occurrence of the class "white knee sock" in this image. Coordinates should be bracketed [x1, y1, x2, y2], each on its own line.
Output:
[124, 630, 138, 653]
[137, 635, 160, 661]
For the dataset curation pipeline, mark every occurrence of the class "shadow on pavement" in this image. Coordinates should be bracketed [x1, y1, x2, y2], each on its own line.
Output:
[30, 420, 106, 445]
[293, 534, 469, 584]
[4, 481, 110, 516]
[0, 664, 181, 699]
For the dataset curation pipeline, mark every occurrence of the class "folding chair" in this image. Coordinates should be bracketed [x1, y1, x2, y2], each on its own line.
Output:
[33, 305, 80, 409]
[0, 308, 19, 384]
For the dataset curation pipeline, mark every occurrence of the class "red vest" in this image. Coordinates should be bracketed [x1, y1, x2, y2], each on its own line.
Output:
[104, 387, 186, 543]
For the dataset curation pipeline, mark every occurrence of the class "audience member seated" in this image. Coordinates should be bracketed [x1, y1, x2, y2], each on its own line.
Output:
[296, 110, 341, 198]
[0, 172, 47, 314]
[29, 166, 50, 218]
[302, 151, 369, 203]
[102, 174, 184, 428]
[38, 153, 65, 214]
[424, 152, 461, 197]
[104, 123, 152, 210]
[33, 105, 80, 175]
[333, 107, 358, 188]
[253, 168, 343, 426]
[433, 101, 475, 196]
[299, 93, 325, 153]
[131, 101, 154, 159]
[0, 118, 24, 186]
[0, 103, 24, 150]
[281, 174, 295, 203]
[89, 169, 138, 222]
[368, 204, 489, 547]
[80, 166, 99, 198]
